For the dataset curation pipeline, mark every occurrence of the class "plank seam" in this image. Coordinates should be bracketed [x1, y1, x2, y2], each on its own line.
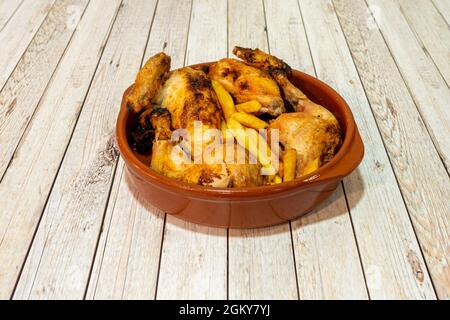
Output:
[397, 0, 450, 89]
[333, 0, 438, 298]
[0, 0, 25, 33]
[296, 0, 367, 299]
[11, 0, 124, 299]
[0, 0, 57, 94]
[154, 0, 193, 300]
[362, 0, 449, 176]
[0, 0, 92, 185]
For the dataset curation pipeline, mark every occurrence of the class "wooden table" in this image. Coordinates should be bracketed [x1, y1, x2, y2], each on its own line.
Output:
[0, 0, 448, 300]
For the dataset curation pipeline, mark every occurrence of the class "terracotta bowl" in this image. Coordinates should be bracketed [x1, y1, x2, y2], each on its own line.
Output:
[116, 62, 364, 228]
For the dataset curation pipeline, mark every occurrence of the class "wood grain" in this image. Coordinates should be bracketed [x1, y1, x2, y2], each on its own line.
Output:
[11, 0, 155, 299]
[0, 0, 120, 300]
[0, 0, 55, 90]
[0, 0, 23, 31]
[334, 0, 450, 299]
[155, 0, 228, 300]
[432, 0, 450, 26]
[264, 0, 368, 299]
[398, 0, 450, 87]
[366, 0, 450, 171]
[0, 0, 89, 180]
[86, 0, 193, 300]
[226, 0, 298, 300]
[299, 0, 436, 299]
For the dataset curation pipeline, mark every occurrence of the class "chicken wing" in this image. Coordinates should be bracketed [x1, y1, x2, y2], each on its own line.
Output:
[126, 52, 171, 113]
[209, 58, 285, 116]
[233, 46, 333, 117]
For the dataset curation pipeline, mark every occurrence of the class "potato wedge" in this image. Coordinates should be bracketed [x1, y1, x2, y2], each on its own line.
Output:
[282, 149, 297, 182]
[232, 112, 268, 129]
[236, 100, 262, 113]
[212, 80, 236, 119]
[303, 157, 320, 175]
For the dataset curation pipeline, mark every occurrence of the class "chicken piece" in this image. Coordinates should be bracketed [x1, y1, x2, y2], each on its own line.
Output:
[154, 67, 221, 130]
[233, 46, 332, 116]
[269, 112, 341, 177]
[209, 58, 285, 116]
[127, 52, 171, 113]
[234, 46, 342, 176]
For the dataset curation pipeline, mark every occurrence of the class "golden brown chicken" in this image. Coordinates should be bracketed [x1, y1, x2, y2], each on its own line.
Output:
[148, 65, 263, 187]
[234, 47, 341, 176]
[126, 52, 171, 113]
[209, 58, 285, 116]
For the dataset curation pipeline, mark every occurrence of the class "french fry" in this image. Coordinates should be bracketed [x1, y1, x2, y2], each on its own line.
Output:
[227, 118, 275, 174]
[282, 149, 297, 182]
[303, 157, 320, 175]
[212, 80, 236, 119]
[232, 112, 268, 130]
[236, 100, 262, 113]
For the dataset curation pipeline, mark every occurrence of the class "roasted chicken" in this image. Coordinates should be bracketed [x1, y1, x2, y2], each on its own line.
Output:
[234, 46, 341, 176]
[128, 46, 342, 187]
[209, 58, 285, 116]
[126, 52, 170, 113]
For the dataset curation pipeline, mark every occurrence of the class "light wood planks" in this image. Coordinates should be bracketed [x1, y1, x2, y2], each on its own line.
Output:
[398, 0, 450, 87]
[432, 0, 450, 26]
[86, 0, 193, 300]
[10, 0, 155, 299]
[227, 0, 298, 300]
[0, 0, 55, 90]
[366, 0, 450, 172]
[264, 0, 368, 299]
[0, 0, 23, 31]
[155, 0, 228, 300]
[333, 0, 450, 300]
[0, 0, 89, 180]
[299, 0, 436, 299]
[0, 0, 120, 300]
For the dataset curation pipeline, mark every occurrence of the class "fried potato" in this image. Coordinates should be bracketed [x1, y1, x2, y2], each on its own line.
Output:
[232, 112, 268, 129]
[236, 100, 262, 113]
[212, 80, 236, 119]
[227, 118, 275, 174]
[282, 149, 297, 182]
[303, 157, 320, 175]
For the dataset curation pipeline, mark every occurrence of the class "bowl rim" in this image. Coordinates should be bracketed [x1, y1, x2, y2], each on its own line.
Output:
[116, 62, 363, 198]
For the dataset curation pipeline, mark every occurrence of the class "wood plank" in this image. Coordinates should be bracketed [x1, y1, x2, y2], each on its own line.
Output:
[0, 0, 119, 300]
[0, 0, 55, 90]
[432, 0, 450, 27]
[264, 0, 368, 299]
[155, 0, 228, 300]
[366, 0, 450, 171]
[0, 0, 23, 31]
[398, 0, 450, 86]
[334, 0, 450, 300]
[86, 0, 193, 300]
[0, 0, 89, 180]
[299, 0, 436, 299]
[227, 0, 297, 300]
[8, 0, 151, 299]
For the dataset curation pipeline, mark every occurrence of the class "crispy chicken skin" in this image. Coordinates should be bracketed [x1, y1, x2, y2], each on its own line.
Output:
[233, 46, 329, 114]
[150, 66, 264, 187]
[154, 67, 221, 130]
[127, 52, 171, 113]
[235, 46, 341, 176]
[269, 112, 341, 177]
[209, 58, 285, 116]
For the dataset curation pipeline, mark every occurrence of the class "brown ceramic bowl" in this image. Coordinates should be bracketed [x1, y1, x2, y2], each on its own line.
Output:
[116, 62, 364, 228]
